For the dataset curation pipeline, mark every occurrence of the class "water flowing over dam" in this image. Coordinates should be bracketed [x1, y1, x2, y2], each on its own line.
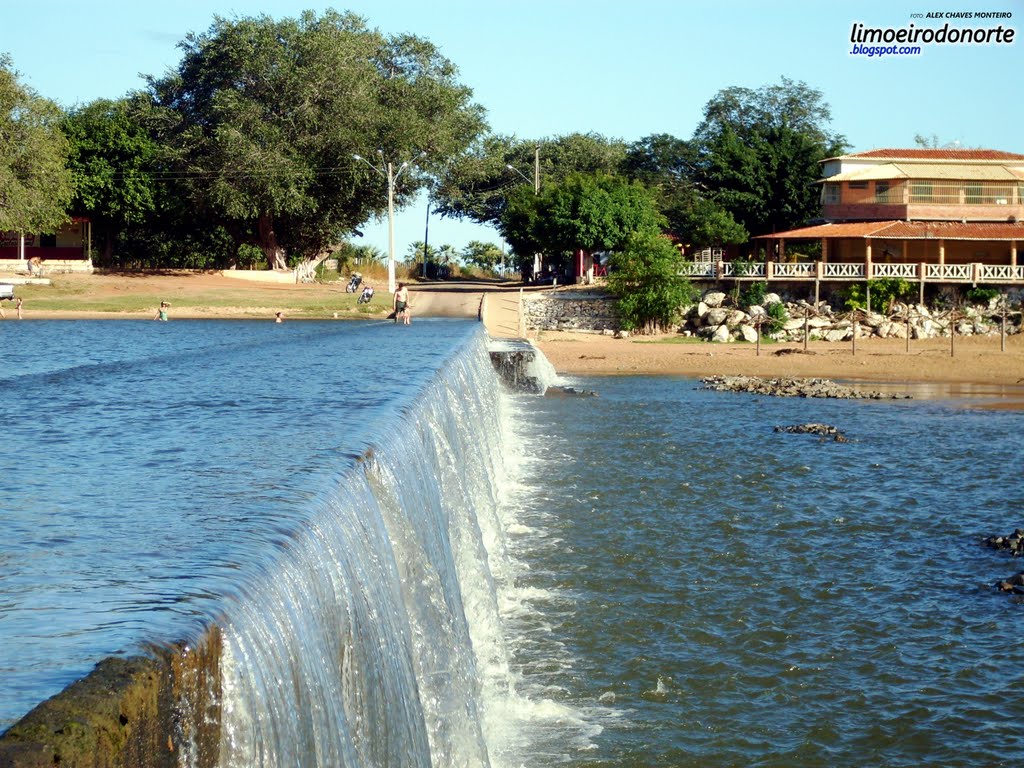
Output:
[0, 320, 566, 767]
[216, 334, 516, 767]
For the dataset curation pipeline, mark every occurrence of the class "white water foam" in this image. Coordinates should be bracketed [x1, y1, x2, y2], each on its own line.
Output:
[211, 331, 589, 768]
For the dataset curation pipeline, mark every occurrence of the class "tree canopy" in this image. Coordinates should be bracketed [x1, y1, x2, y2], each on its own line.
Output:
[62, 97, 161, 262]
[623, 133, 746, 249]
[499, 172, 665, 274]
[0, 55, 73, 235]
[145, 10, 486, 268]
[691, 77, 847, 237]
[431, 132, 627, 228]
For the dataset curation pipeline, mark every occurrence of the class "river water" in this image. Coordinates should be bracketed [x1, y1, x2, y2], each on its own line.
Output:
[1, 319, 1022, 766]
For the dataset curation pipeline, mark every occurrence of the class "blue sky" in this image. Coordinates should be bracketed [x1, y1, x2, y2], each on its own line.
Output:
[3, 0, 1021, 254]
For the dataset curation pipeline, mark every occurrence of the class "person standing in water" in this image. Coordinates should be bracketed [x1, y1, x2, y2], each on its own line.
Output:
[393, 283, 411, 325]
[154, 301, 170, 321]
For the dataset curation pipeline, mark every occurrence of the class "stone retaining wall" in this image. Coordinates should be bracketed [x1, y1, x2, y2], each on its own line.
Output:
[522, 292, 620, 332]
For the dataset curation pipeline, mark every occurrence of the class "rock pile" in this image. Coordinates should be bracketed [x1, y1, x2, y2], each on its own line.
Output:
[680, 290, 1021, 344]
[774, 423, 849, 442]
[995, 572, 1024, 595]
[983, 529, 1024, 556]
[700, 375, 911, 400]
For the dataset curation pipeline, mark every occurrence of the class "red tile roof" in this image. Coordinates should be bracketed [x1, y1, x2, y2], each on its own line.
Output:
[757, 220, 1024, 241]
[847, 149, 1024, 161]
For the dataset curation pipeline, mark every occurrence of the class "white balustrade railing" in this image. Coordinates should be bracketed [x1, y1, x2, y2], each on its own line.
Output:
[683, 259, 1022, 284]
[721, 262, 765, 278]
[872, 263, 918, 279]
[978, 264, 1024, 282]
[823, 263, 865, 279]
[681, 262, 715, 278]
[925, 264, 971, 281]
[773, 262, 816, 278]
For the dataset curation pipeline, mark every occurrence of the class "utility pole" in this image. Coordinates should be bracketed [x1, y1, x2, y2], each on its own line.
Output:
[354, 150, 426, 294]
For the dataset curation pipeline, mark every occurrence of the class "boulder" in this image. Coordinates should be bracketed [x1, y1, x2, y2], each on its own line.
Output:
[710, 324, 732, 343]
[739, 324, 759, 343]
[695, 301, 710, 319]
[705, 307, 729, 326]
[703, 291, 727, 308]
[727, 309, 748, 326]
[762, 292, 783, 306]
[824, 328, 850, 342]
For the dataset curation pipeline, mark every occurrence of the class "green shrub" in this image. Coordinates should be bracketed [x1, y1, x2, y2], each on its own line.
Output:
[764, 301, 788, 334]
[739, 280, 768, 309]
[966, 287, 999, 305]
[842, 277, 912, 312]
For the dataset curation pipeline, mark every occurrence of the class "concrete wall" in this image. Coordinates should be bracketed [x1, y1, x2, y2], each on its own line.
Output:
[0, 629, 222, 768]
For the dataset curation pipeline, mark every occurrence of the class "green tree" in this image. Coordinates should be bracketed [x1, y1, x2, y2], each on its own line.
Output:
[500, 172, 665, 275]
[607, 230, 696, 333]
[146, 10, 485, 269]
[623, 133, 747, 249]
[460, 240, 504, 270]
[692, 78, 847, 237]
[62, 97, 160, 264]
[432, 131, 628, 228]
[0, 55, 73, 235]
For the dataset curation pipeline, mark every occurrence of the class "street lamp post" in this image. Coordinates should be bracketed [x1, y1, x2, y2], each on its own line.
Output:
[353, 150, 425, 294]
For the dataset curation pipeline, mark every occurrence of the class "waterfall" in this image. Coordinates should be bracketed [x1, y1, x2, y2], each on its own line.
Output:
[214, 331, 522, 768]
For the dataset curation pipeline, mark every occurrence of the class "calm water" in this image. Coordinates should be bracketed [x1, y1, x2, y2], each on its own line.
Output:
[3, 319, 1024, 767]
[502, 375, 1024, 766]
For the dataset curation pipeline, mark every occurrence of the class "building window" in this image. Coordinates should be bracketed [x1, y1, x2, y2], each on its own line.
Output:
[875, 181, 892, 203]
[39, 233, 57, 248]
[849, 181, 868, 190]
[823, 183, 840, 204]
[910, 181, 933, 202]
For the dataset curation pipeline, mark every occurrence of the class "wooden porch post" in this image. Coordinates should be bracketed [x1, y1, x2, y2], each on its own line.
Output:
[821, 238, 829, 263]
[865, 240, 873, 280]
[1011, 240, 1018, 268]
[902, 240, 909, 262]
[778, 239, 786, 263]
[938, 239, 945, 265]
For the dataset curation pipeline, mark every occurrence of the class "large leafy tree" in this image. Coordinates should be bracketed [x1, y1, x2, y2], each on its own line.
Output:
[146, 10, 485, 269]
[691, 78, 847, 237]
[62, 97, 161, 263]
[607, 229, 696, 333]
[623, 133, 746, 249]
[500, 172, 664, 275]
[432, 131, 627, 228]
[0, 55, 73, 235]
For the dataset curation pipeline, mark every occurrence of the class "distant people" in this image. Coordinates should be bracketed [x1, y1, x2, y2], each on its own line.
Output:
[154, 301, 170, 321]
[16, 296, 23, 320]
[393, 282, 410, 325]
[275, 311, 284, 323]
[358, 285, 374, 304]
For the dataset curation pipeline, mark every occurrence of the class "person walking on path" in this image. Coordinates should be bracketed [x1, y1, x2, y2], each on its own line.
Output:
[393, 283, 411, 325]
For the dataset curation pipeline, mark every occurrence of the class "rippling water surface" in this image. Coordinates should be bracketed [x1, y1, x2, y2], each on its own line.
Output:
[0, 318, 476, 732]
[504, 375, 1024, 767]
